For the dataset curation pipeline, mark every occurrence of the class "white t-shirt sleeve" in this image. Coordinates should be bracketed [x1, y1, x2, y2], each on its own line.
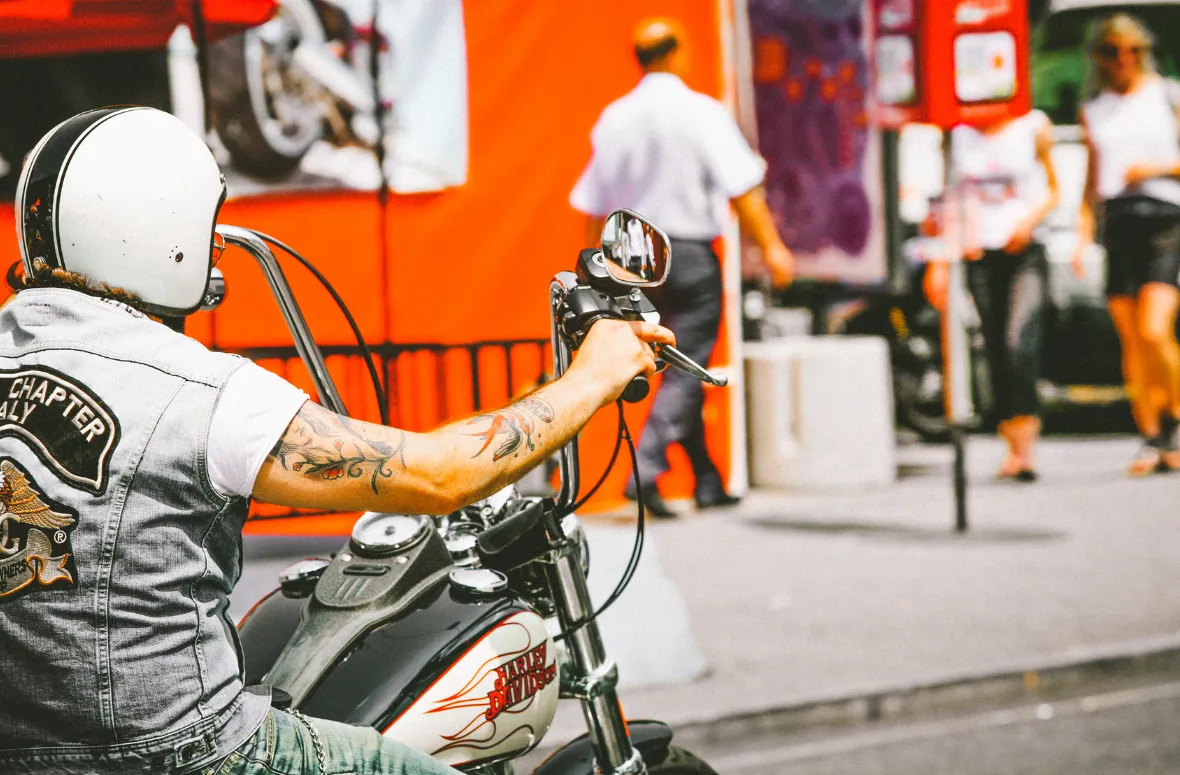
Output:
[698, 101, 767, 199]
[207, 361, 309, 499]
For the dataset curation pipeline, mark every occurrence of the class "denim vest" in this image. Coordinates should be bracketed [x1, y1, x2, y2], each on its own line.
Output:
[0, 289, 270, 774]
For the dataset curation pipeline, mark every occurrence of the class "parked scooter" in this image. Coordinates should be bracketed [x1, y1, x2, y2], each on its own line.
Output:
[219, 211, 725, 774]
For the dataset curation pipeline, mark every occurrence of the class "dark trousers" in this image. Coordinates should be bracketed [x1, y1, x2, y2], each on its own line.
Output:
[965, 243, 1047, 422]
[634, 238, 725, 494]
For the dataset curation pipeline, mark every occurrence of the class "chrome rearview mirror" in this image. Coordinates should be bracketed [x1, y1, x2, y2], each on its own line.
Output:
[600, 209, 670, 287]
[199, 267, 227, 312]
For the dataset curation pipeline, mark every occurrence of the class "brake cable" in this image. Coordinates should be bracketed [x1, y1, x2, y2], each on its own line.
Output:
[249, 230, 391, 426]
[554, 400, 646, 643]
[562, 401, 626, 516]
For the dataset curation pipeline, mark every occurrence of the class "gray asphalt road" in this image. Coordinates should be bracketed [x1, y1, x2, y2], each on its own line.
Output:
[693, 679, 1180, 775]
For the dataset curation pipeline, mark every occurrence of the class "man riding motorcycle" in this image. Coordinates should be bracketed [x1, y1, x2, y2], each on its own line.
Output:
[0, 107, 673, 775]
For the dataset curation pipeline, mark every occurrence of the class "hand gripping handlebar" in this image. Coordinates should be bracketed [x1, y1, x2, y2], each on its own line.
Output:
[554, 283, 727, 403]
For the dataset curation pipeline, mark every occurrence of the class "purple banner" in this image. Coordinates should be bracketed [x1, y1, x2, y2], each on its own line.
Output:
[748, 0, 885, 283]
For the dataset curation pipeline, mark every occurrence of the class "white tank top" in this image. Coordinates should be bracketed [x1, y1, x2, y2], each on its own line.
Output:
[950, 110, 1049, 251]
[1083, 76, 1180, 206]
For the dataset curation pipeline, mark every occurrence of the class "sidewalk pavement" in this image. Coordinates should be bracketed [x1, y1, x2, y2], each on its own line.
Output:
[551, 434, 1180, 738]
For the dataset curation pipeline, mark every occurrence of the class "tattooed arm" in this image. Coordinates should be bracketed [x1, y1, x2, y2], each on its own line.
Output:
[251, 319, 673, 515]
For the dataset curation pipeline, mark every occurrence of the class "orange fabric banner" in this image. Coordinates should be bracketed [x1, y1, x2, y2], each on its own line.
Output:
[0, 0, 735, 529]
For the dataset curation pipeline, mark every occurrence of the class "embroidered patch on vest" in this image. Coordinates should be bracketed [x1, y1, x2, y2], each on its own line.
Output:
[0, 367, 119, 494]
[0, 459, 78, 601]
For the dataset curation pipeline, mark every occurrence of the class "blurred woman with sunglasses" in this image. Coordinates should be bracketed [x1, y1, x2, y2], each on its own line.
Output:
[925, 106, 1058, 482]
[1079, 13, 1180, 475]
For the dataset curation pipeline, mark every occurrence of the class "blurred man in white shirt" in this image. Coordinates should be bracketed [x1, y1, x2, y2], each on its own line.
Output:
[571, 18, 793, 516]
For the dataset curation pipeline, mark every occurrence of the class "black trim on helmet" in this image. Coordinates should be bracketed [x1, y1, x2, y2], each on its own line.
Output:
[18, 107, 137, 273]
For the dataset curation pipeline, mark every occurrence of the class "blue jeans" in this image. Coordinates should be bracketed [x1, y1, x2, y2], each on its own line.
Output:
[635, 238, 724, 490]
[200, 709, 462, 775]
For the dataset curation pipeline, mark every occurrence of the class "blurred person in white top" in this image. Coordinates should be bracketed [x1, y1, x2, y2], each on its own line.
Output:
[571, 18, 792, 516]
[1078, 13, 1180, 475]
[925, 109, 1059, 482]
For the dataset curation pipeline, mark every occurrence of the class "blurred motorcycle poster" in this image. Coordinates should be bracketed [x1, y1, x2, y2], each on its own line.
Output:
[747, 0, 887, 285]
[0, 0, 470, 201]
[206, 0, 470, 197]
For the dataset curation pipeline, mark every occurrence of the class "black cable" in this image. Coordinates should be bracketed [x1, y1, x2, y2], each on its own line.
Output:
[249, 230, 391, 425]
[564, 401, 625, 515]
[189, 1, 213, 135]
[368, 0, 394, 344]
[369, 0, 389, 197]
[556, 409, 645, 640]
[555, 402, 646, 642]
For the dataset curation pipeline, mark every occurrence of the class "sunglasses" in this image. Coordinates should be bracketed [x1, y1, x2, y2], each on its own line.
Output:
[211, 231, 226, 267]
[1096, 43, 1147, 61]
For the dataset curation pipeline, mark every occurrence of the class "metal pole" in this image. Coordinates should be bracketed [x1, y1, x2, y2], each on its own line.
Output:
[952, 426, 968, 532]
[941, 131, 972, 532]
[881, 129, 906, 296]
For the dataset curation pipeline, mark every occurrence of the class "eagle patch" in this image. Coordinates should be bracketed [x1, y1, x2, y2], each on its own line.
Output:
[0, 459, 78, 602]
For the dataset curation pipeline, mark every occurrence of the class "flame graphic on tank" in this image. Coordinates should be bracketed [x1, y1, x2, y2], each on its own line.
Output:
[383, 611, 559, 765]
[425, 620, 557, 756]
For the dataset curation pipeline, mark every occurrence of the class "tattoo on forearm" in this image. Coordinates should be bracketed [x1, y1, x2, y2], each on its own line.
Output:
[269, 404, 407, 493]
[464, 397, 554, 462]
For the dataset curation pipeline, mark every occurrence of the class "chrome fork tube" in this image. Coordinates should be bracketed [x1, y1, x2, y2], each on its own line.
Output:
[546, 552, 639, 773]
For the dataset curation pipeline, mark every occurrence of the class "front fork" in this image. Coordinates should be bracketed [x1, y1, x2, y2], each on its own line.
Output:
[544, 275, 647, 775]
[545, 549, 645, 774]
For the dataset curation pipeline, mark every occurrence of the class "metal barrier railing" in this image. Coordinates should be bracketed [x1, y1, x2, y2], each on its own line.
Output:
[226, 339, 551, 522]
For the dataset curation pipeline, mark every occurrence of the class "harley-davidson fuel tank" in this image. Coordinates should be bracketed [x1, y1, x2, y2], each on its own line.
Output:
[237, 517, 559, 768]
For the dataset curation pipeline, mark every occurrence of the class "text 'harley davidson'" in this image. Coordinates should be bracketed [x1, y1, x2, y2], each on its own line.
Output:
[222, 210, 728, 774]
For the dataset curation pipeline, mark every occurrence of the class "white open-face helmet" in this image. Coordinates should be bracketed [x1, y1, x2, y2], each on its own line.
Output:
[16, 107, 227, 317]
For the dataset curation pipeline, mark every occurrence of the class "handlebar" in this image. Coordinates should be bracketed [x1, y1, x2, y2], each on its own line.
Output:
[621, 375, 649, 403]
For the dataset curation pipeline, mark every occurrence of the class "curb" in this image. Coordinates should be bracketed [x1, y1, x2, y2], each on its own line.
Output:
[524, 632, 1180, 766]
[664, 632, 1180, 749]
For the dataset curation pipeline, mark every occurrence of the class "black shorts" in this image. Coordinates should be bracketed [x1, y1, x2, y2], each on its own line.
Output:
[1103, 196, 1180, 297]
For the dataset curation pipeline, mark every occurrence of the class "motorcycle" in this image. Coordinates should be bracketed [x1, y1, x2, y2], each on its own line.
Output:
[215, 210, 727, 774]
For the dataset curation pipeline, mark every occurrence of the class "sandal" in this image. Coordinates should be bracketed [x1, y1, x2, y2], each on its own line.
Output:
[1128, 440, 1166, 477]
[1158, 413, 1180, 472]
[996, 455, 1037, 483]
[996, 465, 1038, 483]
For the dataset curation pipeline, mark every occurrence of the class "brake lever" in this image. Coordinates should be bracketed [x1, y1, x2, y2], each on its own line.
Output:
[655, 344, 729, 387]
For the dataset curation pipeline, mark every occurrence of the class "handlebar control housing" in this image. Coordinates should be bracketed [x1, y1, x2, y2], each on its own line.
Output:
[556, 285, 627, 348]
[555, 285, 657, 404]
